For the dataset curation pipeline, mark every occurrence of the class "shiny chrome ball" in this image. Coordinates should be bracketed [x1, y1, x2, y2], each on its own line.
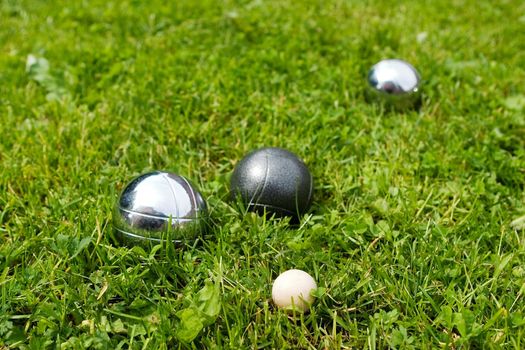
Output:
[113, 171, 207, 246]
[230, 147, 313, 219]
[367, 59, 421, 108]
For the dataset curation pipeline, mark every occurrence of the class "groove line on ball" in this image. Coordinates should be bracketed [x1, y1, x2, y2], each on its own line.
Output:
[162, 172, 180, 221]
[180, 175, 199, 220]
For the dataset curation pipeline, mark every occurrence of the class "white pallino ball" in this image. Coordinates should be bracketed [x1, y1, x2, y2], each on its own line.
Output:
[271, 269, 317, 312]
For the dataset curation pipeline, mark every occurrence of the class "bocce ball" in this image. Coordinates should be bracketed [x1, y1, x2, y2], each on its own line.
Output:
[272, 269, 317, 312]
[113, 171, 208, 246]
[230, 147, 313, 219]
[367, 58, 421, 108]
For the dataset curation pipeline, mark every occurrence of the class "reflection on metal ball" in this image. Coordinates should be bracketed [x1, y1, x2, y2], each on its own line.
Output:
[367, 59, 421, 108]
[230, 147, 313, 219]
[113, 171, 207, 246]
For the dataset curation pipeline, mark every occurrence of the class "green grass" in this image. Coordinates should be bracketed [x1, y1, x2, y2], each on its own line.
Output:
[1, 0, 525, 348]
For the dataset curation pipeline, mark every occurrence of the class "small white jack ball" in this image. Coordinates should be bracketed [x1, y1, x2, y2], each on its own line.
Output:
[271, 269, 317, 312]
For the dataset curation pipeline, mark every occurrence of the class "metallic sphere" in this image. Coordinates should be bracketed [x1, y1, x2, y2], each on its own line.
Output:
[113, 171, 207, 246]
[367, 59, 421, 108]
[230, 147, 313, 219]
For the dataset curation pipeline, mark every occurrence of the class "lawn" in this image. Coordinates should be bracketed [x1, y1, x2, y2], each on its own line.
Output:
[1, 0, 525, 348]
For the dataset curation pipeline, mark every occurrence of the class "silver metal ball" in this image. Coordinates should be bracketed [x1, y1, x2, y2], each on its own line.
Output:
[230, 147, 313, 219]
[113, 171, 207, 246]
[367, 59, 421, 108]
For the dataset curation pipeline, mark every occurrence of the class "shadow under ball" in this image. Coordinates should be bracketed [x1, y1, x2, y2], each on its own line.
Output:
[367, 59, 421, 109]
[113, 171, 207, 246]
[230, 147, 313, 219]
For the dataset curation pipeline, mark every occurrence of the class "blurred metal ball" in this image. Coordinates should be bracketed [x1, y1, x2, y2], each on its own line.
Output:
[367, 59, 421, 108]
[230, 147, 313, 219]
[113, 171, 207, 246]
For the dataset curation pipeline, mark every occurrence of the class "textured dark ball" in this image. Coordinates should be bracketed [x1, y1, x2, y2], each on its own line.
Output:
[367, 59, 421, 109]
[113, 171, 208, 246]
[230, 147, 313, 219]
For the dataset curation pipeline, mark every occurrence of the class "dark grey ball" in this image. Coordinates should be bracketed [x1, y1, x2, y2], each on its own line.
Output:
[113, 171, 207, 246]
[230, 147, 313, 219]
[367, 59, 421, 109]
